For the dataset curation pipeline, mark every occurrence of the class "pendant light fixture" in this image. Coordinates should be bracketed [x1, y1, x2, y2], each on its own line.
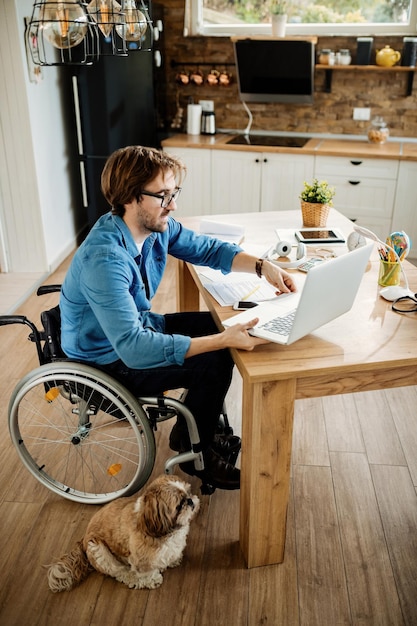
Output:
[87, 0, 121, 40]
[26, 0, 152, 66]
[115, 0, 148, 45]
[39, 0, 88, 49]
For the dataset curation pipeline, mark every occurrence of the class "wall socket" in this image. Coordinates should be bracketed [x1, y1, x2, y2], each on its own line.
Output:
[353, 107, 371, 121]
[199, 100, 215, 112]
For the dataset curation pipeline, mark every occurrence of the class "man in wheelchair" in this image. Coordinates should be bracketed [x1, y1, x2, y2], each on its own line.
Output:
[59, 146, 296, 490]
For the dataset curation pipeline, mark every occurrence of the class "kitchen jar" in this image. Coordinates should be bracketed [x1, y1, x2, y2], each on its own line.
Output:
[338, 49, 351, 65]
[367, 116, 389, 144]
[401, 37, 417, 67]
[318, 49, 335, 65]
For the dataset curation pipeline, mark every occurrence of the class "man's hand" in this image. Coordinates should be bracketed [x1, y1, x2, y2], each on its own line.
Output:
[231, 251, 298, 295]
[185, 318, 268, 359]
[261, 260, 298, 295]
[221, 318, 269, 350]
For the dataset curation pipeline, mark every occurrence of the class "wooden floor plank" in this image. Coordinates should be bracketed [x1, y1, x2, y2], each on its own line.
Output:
[195, 489, 249, 626]
[0, 502, 43, 594]
[86, 575, 149, 625]
[384, 386, 417, 486]
[0, 499, 100, 626]
[354, 390, 406, 466]
[371, 464, 417, 626]
[331, 452, 404, 625]
[249, 479, 299, 626]
[294, 465, 351, 626]
[322, 393, 364, 453]
[0, 271, 45, 314]
[292, 397, 330, 467]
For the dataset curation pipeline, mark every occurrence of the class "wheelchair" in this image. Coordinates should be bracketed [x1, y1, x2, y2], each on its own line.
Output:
[0, 285, 238, 504]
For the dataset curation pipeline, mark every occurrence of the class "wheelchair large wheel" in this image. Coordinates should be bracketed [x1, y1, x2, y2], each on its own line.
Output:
[8, 362, 156, 504]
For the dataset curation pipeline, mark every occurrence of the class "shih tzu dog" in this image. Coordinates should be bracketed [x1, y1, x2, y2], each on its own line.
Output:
[47, 475, 200, 592]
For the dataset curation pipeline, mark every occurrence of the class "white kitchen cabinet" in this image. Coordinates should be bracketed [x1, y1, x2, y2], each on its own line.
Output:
[392, 160, 417, 259]
[315, 156, 398, 240]
[261, 153, 315, 211]
[211, 151, 261, 214]
[211, 150, 314, 214]
[163, 147, 211, 216]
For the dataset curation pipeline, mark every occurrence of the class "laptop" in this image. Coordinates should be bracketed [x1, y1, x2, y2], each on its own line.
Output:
[223, 243, 373, 345]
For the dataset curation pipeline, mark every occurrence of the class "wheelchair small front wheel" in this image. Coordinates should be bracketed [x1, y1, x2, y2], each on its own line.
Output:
[8, 362, 156, 504]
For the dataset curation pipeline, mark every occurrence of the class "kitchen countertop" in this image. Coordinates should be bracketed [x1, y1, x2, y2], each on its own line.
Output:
[161, 133, 417, 161]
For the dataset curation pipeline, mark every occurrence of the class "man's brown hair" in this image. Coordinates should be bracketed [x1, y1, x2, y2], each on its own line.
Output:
[101, 145, 186, 217]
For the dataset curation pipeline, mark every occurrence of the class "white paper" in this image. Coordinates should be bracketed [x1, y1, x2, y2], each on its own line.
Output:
[274, 228, 299, 245]
[199, 220, 245, 244]
[200, 220, 245, 237]
[199, 273, 278, 306]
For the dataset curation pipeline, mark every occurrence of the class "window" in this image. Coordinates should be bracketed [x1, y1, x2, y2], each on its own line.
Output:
[184, 0, 417, 37]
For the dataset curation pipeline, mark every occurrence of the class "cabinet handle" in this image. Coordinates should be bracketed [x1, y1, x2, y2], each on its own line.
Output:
[263, 158, 268, 163]
[255, 158, 260, 163]
[348, 180, 361, 185]
[350, 160, 363, 166]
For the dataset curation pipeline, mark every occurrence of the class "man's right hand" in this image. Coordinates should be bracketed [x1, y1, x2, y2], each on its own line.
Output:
[221, 318, 269, 350]
[185, 318, 268, 359]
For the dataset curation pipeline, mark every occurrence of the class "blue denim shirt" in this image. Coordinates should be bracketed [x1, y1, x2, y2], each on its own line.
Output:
[60, 213, 242, 368]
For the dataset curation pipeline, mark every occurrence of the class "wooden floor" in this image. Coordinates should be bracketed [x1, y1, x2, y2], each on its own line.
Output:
[0, 271, 46, 315]
[0, 255, 416, 626]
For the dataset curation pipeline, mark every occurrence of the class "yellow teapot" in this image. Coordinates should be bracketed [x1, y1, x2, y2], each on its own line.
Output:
[376, 45, 401, 67]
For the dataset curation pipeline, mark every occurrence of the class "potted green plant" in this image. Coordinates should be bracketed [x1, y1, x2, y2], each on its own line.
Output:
[299, 178, 336, 227]
[270, 0, 287, 15]
[270, 0, 288, 36]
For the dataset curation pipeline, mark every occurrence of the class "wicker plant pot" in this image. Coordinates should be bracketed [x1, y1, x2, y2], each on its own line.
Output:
[301, 201, 330, 227]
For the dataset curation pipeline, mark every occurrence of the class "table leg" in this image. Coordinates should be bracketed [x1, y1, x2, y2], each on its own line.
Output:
[240, 377, 296, 568]
[176, 260, 200, 312]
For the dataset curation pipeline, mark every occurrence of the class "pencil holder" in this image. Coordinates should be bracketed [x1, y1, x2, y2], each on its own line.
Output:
[378, 260, 401, 287]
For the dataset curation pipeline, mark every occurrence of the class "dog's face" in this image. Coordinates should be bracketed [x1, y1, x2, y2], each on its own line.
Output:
[138, 475, 200, 538]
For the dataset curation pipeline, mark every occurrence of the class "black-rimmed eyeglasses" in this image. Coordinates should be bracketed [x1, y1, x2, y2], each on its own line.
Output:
[392, 294, 417, 313]
[140, 187, 182, 209]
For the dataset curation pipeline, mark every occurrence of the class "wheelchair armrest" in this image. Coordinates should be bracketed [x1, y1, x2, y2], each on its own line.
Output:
[0, 315, 45, 364]
[0, 315, 28, 326]
[37, 284, 62, 296]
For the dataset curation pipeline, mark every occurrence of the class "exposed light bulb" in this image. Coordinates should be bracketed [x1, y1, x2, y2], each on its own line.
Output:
[87, 0, 121, 39]
[39, 1, 88, 49]
[116, 0, 147, 42]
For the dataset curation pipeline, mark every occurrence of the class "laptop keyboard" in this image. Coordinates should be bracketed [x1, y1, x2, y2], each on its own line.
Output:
[259, 310, 296, 336]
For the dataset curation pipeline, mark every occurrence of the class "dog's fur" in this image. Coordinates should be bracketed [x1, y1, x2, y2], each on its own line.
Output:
[47, 475, 200, 591]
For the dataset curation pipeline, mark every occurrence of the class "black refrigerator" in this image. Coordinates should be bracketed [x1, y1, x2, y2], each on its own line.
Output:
[69, 2, 165, 227]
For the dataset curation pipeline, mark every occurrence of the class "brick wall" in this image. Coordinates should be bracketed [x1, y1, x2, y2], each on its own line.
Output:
[157, 0, 417, 138]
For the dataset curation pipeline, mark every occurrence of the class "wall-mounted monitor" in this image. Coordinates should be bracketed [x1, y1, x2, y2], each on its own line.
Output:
[233, 39, 315, 105]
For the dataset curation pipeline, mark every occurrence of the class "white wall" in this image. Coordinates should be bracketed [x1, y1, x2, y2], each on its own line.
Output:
[0, 0, 82, 273]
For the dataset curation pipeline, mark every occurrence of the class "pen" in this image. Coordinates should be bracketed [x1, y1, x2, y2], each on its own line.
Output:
[241, 284, 261, 301]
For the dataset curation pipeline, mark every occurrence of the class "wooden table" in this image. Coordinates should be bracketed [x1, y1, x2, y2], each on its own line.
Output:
[176, 209, 417, 568]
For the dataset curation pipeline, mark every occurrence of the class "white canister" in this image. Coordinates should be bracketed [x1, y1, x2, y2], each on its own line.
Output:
[187, 104, 202, 135]
[339, 49, 352, 65]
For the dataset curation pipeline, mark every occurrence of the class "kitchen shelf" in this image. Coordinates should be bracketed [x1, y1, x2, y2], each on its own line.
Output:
[315, 64, 417, 96]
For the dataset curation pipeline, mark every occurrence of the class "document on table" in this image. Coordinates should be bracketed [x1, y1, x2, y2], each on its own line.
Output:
[197, 267, 278, 306]
[199, 219, 245, 245]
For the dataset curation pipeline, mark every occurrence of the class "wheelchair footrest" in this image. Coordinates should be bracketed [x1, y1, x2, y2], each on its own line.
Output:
[164, 450, 204, 475]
